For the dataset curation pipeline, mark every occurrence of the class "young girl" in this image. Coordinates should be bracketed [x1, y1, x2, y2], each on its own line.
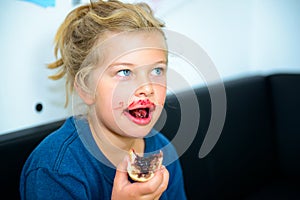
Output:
[20, 0, 187, 199]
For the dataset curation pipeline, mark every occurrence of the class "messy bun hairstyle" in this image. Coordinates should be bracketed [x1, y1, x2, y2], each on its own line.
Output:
[48, 0, 165, 106]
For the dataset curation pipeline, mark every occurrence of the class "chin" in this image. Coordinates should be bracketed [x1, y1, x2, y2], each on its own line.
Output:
[120, 124, 154, 139]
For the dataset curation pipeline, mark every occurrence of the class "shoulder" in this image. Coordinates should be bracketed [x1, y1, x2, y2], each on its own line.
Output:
[22, 117, 85, 174]
[20, 117, 114, 199]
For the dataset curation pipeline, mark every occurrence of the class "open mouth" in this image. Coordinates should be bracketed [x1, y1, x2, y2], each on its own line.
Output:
[124, 99, 155, 125]
[128, 108, 150, 119]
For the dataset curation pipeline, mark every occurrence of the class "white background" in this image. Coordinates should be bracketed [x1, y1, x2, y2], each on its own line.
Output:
[0, 0, 299, 134]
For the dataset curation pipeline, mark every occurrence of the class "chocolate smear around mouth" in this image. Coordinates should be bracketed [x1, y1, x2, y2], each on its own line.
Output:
[129, 108, 149, 118]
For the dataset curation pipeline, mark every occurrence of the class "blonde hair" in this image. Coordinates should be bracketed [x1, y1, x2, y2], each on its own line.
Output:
[48, 0, 165, 106]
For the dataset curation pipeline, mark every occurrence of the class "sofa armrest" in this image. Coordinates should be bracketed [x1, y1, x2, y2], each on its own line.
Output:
[0, 120, 64, 199]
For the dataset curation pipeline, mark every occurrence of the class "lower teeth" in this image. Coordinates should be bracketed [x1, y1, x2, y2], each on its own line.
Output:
[131, 109, 148, 118]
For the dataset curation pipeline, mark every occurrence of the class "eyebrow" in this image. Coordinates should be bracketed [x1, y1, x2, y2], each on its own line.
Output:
[108, 60, 168, 68]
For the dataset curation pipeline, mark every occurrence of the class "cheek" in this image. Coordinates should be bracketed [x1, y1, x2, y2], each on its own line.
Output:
[111, 87, 133, 110]
[111, 82, 137, 109]
[95, 81, 115, 110]
[154, 85, 167, 105]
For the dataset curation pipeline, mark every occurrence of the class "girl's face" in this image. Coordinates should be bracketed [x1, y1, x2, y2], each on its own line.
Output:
[87, 31, 167, 138]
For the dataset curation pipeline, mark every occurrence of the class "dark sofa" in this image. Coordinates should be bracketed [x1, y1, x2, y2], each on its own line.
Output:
[1, 73, 300, 199]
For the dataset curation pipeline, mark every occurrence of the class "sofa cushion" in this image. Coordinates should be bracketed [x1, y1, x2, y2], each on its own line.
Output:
[1, 73, 299, 200]
[245, 179, 300, 200]
[268, 74, 300, 181]
[158, 75, 277, 199]
[0, 120, 64, 199]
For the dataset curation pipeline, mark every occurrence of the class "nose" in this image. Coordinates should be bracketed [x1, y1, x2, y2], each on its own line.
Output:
[135, 82, 154, 97]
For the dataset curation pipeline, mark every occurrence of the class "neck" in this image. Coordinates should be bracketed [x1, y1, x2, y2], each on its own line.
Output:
[88, 117, 144, 166]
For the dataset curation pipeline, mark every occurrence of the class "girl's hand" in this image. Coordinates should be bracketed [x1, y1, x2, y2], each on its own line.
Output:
[111, 156, 169, 200]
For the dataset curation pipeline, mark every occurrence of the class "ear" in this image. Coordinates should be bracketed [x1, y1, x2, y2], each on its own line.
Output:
[74, 82, 95, 105]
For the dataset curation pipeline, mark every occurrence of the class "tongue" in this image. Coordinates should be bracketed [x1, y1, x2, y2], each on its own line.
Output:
[131, 108, 148, 118]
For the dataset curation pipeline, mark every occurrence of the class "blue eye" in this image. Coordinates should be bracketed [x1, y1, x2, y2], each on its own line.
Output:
[117, 69, 131, 77]
[151, 68, 163, 76]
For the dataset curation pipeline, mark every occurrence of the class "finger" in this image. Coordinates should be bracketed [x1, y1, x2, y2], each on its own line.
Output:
[159, 166, 169, 191]
[113, 156, 130, 187]
[136, 167, 165, 195]
[117, 155, 129, 172]
[139, 168, 169, 200]
[152, 166, 170, 199]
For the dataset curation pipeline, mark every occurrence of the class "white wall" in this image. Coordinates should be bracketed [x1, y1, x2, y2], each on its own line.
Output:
[1, 0, 300, 134]
[251, 0, 300, 72]
[156, 0, 300, 79]
[0, 0, 75, 134]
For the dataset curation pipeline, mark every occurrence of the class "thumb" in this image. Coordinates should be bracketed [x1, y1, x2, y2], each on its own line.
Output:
[114, 156, 130, 186]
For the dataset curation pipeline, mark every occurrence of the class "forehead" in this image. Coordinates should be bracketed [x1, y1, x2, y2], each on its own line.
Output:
[94, 31, 167, 66]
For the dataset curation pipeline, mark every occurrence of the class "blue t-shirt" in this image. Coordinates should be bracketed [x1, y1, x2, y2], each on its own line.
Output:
[20, 117, 187, 199]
